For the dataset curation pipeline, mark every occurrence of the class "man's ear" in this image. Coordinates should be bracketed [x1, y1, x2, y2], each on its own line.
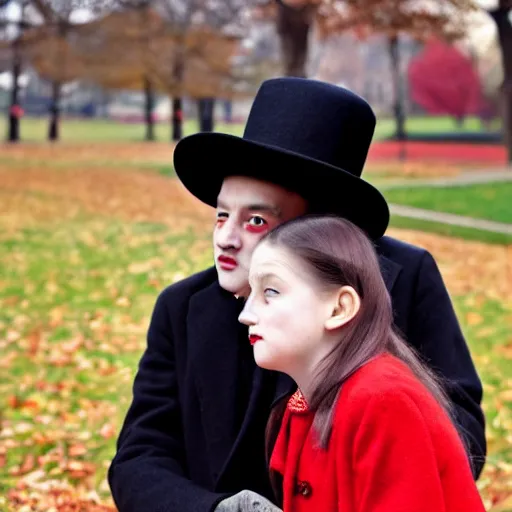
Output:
[324, 286, 361, 331]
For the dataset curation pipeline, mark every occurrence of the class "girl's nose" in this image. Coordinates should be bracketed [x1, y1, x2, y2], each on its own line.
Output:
[238, 300, 257, 326]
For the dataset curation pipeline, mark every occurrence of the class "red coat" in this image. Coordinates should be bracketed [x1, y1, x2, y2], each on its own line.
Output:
[270, 354, 485, 512]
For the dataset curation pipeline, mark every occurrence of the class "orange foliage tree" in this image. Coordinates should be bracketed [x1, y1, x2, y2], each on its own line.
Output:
[255, 0, 477, 142]
[25, 0, 112, 141]
[149, 0, 249, 137]
[24, 3, 246, 141]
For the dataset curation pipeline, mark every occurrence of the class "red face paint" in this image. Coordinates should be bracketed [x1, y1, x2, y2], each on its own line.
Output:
[245, 223, 268, 234]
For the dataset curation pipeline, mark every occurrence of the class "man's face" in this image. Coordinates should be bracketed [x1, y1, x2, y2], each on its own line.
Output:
[213, 176, 307, 297]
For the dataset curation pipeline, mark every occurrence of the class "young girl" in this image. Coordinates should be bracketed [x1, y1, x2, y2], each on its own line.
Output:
[238, 215, 485, 512]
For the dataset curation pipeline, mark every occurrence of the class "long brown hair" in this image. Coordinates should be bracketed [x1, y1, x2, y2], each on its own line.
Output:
[262, 215, 466, 456]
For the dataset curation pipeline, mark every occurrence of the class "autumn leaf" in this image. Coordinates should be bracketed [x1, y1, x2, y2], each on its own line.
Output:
[27, 327, 42, 357]
[466, 311, 484, 326]
[99, 423, 116, 440]
[10, 454, 36, 476]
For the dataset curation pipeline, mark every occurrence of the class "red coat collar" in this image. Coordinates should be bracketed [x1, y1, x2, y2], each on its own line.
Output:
[287, 389, 310, 414]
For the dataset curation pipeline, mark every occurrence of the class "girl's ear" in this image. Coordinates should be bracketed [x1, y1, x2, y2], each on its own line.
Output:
[324, 286, 361, 331]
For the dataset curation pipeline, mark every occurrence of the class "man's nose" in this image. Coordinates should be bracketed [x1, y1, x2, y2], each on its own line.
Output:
[217, 220, 242, 250]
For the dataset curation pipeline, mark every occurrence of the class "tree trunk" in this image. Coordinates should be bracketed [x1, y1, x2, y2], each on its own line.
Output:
[8, 42, 22, 143]
[48, 81, 61, 142]
[388, 35, 406, 143]
[144, 76, 155, 141]
[198, 98, 215, 132]
[489, 4, 512, 164]
[224, 99, 232, 124]
[171, 46, 185, 142]
[276, 1, 312, 77]
[172, 97, 183, 141]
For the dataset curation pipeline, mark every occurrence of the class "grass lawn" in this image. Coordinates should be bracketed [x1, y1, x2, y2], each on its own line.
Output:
[6, 117, 243, 143]
[3, 115, 491, 143]
[383, 182, 512, 225]
[0, 144, 511, 511]
[389, 216, 512, 245]
[376, 115, 493, 137]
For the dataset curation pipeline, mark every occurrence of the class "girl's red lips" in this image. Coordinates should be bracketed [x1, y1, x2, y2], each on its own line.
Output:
[218, 255, 238, 269]
[249, 334, 262, 345]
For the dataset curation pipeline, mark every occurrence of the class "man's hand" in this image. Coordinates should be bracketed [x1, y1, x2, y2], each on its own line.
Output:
[214, 490, 282, 512]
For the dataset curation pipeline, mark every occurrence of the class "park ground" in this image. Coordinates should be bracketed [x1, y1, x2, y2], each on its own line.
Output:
[0, 117, 511, 511]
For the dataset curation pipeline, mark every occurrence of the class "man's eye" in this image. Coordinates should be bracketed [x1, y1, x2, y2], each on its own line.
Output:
[248, 216, 267, 227]
[264, 288, 279, 297]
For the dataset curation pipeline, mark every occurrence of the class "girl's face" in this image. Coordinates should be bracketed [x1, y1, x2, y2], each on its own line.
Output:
[239, 243, 356, 380]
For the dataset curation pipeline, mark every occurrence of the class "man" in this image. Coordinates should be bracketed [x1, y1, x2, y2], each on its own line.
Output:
[108, 77, 486, 512]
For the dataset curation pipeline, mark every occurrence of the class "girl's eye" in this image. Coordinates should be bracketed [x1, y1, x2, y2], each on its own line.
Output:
[246, 216, 268, 233]
[264, 288, 279, 298]
[216, 212, 228, 223]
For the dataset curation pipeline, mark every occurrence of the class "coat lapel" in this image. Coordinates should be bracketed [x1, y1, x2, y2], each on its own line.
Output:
[188, 280, 246, 481]
[378, 254, 402, 292]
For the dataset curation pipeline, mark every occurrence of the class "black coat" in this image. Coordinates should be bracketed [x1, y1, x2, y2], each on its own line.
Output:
[108, 235, 486, 512]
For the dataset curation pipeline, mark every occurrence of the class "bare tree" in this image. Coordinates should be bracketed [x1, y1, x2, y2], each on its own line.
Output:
[0, 0, 34, 142]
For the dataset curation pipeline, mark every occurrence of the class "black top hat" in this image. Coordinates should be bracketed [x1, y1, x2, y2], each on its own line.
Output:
[173, 77, 389, 240]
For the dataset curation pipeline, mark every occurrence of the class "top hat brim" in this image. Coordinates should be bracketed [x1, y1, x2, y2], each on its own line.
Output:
[173, 132, 389, 240]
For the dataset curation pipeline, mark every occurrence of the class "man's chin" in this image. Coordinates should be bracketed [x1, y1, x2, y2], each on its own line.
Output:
[217, 273, 247, 297]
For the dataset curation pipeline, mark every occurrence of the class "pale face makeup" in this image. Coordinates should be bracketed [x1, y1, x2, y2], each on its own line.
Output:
[239, 243, 333, 378]
[239, 242, 361, 400]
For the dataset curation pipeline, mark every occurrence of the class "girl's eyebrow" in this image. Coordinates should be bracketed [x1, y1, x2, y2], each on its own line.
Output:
[249, 271, 284, 287]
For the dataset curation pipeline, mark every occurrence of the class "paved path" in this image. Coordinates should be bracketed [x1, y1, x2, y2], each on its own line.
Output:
[377, 166, 511, 235]
[380, 168, 512, 189]
[389, 204, 512, 235]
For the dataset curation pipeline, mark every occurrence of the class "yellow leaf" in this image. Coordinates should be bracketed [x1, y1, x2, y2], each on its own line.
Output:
[466, 311, 484, 326]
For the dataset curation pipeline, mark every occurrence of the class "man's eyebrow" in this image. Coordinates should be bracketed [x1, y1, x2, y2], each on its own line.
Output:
[216, 200, 282, 217]
[247, 204, 281, 217]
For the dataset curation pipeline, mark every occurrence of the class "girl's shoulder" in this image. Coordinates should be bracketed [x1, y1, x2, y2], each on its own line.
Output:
[337, 353, 441, 419]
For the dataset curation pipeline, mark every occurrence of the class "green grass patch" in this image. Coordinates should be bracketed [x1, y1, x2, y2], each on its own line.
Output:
[6, 117, 243, 143]
[7, 115, 492, 143]
[390, 215, 512, 245]
[384, 182, 512, 224]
